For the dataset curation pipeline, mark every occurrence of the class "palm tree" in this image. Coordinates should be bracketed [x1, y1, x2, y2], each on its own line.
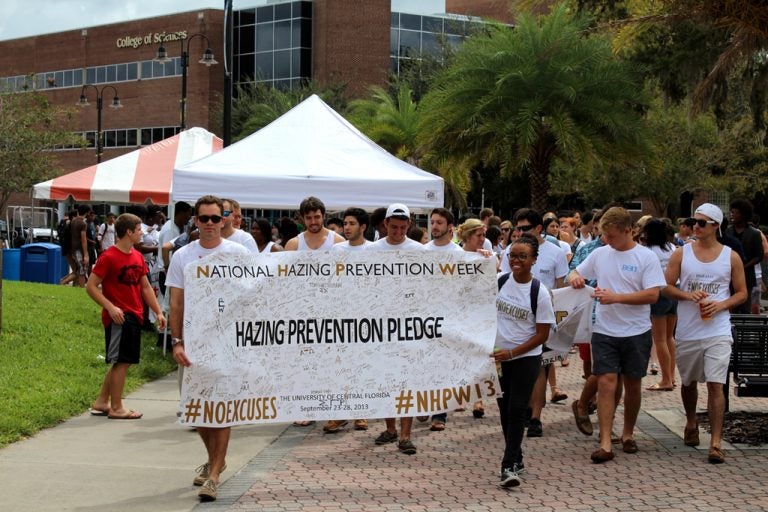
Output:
[348, 83, 471, 208]
[419, 4, 651, 211]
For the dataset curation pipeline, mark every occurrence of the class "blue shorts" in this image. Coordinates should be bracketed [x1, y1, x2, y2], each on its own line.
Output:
[650, 294, 677, 316]
[591, 330, 652, 379]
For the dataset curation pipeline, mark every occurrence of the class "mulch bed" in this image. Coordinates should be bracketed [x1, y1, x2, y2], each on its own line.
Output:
[697, 411, 768, 446]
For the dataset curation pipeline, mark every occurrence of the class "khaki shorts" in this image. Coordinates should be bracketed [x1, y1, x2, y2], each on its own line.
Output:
[676, 336, 732, 386]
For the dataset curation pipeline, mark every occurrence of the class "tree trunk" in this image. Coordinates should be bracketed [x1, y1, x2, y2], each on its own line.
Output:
[528, 133, 556, 212]
[0, 248, 3, 334]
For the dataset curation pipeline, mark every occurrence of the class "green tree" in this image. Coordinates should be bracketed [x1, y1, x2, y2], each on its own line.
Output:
[348, 82, 471, 209]
[419, 4, 651, 211]
[231, 81, 347, 141]
[0, 90, 81, 214]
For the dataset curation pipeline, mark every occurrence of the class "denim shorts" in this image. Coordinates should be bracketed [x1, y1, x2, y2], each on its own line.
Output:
[650, 294, 677, 317]
[591, 330, 653, 379]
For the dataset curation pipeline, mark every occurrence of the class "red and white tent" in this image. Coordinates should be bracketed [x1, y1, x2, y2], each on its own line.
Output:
[33, 127, 222, 205]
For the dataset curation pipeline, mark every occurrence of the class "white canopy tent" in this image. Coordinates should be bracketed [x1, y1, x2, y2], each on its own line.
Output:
[172, 95, 444, 211]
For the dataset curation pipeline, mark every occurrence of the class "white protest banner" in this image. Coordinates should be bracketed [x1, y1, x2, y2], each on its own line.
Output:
[178, 250, 498, 427]
[544, 286, 595, 364]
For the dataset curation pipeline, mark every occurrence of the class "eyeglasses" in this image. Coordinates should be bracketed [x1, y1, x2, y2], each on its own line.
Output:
[197, 215, 223, 224]
[222, 210, 232, 217]
[514, 225, 534, 232]
[692, 218, 717, 228]
[508, 253, 531, 261]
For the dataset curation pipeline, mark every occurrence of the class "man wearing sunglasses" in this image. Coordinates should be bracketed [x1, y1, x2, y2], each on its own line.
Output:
[165, 195, 249, 502]
[221, 198, 258, 252]
[664, 203, 747, 464]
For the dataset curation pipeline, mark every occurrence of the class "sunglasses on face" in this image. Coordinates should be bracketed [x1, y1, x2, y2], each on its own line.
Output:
[223, 210, 232, 217]
[501, 228, 510, 232]
[514, 225, 534, 232]
[691, 218, 717, 228]
[197, 215, 223, 224]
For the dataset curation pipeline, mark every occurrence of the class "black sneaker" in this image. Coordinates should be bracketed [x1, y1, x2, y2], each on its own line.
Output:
[374, 430, 398, 445]
[527, 418, 543, 438]
[398, 439, 417, 455]
[499, 467, 521, 488]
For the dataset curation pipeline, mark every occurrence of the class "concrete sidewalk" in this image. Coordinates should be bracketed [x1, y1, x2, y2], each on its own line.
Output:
[0, 374, 287, 512]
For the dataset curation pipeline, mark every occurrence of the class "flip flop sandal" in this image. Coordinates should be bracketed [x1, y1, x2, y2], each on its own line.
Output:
[646, 383, 674, 391]
[89, 408, 109, 416]
[108, 409, 143, 420]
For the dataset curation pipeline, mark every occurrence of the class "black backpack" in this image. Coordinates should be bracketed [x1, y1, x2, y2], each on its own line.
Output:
[498, 273, 540, 317]
[58, 221, 72, 255]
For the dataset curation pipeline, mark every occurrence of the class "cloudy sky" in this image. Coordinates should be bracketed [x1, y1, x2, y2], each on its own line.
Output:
[0, 1, 446, 41]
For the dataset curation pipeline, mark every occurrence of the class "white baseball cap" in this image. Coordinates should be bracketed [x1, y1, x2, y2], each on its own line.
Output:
[385, 203, 410, 219]
[694, 203, 723, 224]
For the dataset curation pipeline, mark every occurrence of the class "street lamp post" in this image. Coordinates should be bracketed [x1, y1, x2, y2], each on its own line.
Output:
[77, 84, 123, 163]
[154, 33, 218, 130]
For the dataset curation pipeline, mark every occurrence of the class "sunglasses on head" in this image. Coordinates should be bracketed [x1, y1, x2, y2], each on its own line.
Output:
[514, 224, 534, 232]
[691, 218, 717, 228]
[197, 215, 223, 224]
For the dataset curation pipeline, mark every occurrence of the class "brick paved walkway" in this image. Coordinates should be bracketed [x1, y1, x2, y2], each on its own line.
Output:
[196, 360, 768, 512]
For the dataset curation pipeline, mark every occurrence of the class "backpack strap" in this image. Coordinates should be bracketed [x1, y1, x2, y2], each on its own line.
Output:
[530, 278, 540, 317]
[497, 272, 511, 291]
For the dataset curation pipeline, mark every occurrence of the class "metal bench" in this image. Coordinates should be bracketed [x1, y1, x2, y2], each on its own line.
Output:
[726, 319, 768, 411]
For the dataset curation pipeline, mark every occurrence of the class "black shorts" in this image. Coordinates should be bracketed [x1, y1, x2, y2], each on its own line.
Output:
[104, 313, 142, 364]
[591, 330, 652, 379]
[650, 294, 677, 316]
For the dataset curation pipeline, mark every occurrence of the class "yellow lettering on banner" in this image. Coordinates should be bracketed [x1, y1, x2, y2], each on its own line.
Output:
[194, 398, 279, 425]
[438, 263, 456, 275]
[335, 263, 344, 276]
[277, 264, 288, 276]
[197, 265, 209, 278]
[556, 311, 569, 324]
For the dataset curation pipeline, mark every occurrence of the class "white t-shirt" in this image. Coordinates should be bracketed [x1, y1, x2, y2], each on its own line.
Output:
[650, 243, 676, 273]
[424, 240, 463, 251]
[333, 240, 373, 251]
[575, 244, 666, 336]
[98, 223, 116, 251]
[156, 221, 181, 271]
[482, 238, 492, 251]
[165, 239, 249, 290]
[558, 240, 572, 257]
[226, 228, 259, 253]
[368, 238, 426, 251]
[495, 276, 556, 359]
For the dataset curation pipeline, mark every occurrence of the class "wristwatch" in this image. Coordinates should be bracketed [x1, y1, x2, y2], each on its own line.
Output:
[171, 337, 184, 346]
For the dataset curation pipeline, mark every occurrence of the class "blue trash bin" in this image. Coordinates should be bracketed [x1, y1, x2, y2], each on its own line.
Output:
[20, 243, 62, 284]
[2, 248, 21, 281]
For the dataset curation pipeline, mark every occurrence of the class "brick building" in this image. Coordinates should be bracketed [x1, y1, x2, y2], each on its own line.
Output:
[0, 0, 510, 214]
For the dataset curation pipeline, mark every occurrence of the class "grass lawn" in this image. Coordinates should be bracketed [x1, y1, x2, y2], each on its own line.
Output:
[0, 280, 176, 448]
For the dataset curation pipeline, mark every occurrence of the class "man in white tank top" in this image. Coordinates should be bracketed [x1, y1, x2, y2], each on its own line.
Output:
[664, 203, 747, 464]
[284, 196, 345, 251]
[284, 197, 344, 430]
